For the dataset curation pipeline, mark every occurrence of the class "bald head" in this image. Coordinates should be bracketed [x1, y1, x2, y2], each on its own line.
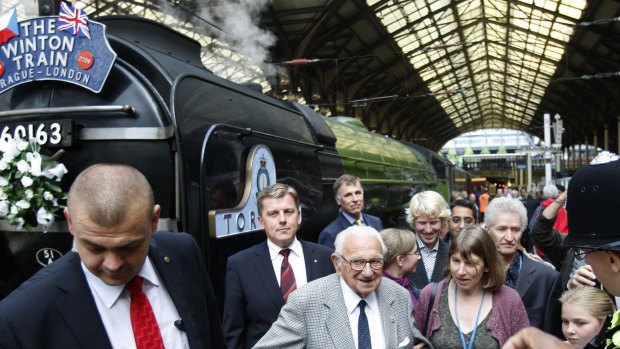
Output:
[67, 164, 155, 226]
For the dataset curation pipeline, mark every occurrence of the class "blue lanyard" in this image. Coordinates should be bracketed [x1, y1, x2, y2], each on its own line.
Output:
[454, 285, 487, 349]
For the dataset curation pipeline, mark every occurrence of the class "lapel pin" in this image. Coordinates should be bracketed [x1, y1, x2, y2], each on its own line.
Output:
[314, 259, 318, 263]
[164, 256, 171, 264]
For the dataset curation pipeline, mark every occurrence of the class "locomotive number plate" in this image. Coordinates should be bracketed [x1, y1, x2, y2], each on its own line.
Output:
[0, 120, 72, 147]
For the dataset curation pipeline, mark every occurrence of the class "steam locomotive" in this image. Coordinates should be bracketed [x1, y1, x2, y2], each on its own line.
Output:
[0, 16, 460, 301]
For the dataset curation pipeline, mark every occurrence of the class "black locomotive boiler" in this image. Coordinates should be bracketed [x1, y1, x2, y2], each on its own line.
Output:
[0, 16, 440, 303]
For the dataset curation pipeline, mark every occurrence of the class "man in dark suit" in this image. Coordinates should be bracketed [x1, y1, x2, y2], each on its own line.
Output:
[485, 196, 563, 338]
[318, 174, 383, 249]
[0, 164, 224, 349]
[222, 183, 334, 349]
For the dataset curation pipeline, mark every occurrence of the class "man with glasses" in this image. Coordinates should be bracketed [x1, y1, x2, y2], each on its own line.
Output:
[253, 225, 432, 349]
[504, 152, 620, 349]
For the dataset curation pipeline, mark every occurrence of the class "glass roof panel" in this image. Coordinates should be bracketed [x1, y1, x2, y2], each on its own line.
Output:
[370, 0, 586, 129]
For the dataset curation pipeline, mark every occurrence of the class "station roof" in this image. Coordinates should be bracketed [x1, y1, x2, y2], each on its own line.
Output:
[4, 0, 620, 151]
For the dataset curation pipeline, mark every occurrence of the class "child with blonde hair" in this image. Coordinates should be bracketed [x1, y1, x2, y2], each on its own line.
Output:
[559, 286, 615, 349]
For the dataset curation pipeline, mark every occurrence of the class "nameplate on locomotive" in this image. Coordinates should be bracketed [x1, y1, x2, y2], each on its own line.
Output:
[0, 4, 116, 94]
[209, 145, 277, 238]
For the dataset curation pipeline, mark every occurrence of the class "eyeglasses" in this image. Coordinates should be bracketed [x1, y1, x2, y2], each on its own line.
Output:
[572, 240, 620, 261]
[574, 248, 595, 261]
[406, 251, 422, 257]
[339, 255, 385, 271]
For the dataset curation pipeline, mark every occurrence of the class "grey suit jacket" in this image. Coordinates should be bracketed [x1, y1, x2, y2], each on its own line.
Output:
[252, 274, 433, 349]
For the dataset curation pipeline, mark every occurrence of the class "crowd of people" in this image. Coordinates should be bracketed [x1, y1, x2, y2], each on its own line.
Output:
[0, 152, 619, 349]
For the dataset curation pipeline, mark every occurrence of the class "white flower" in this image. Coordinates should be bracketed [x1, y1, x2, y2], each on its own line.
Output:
[16, 139, 28, 151]
[37, 207, 55, 232]
[0, 137, 68, 231]
[0, 201, 8, 217]
[27, 152, 42, 176]
[13, 217, 24, 229]
[15, 200, 30, 209]
[0, 139, 20, 160]
[42, 163, 68, 180]
[21, 176, 33, 187]
[16, 160, 30, 173]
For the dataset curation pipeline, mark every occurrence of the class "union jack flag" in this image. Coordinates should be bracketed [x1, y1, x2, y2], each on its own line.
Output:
[57, 2, 90, 39]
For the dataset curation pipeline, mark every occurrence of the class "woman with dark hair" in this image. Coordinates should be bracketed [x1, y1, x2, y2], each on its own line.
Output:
[415, 225, 530, 348]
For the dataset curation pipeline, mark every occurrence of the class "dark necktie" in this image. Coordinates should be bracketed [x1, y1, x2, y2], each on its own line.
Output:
[125, 276, 165, 349]
[358, 300, 372, 349]
[280, 249, 297, 302]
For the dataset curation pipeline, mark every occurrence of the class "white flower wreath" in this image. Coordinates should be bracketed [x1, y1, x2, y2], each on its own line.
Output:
[0, 138, 68, 232]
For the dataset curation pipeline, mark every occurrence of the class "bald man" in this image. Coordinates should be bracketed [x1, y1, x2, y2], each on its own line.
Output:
[0, 164, 224, 349]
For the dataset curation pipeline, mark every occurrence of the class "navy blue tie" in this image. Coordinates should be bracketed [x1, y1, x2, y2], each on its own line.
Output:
[358, 300, 372, 349]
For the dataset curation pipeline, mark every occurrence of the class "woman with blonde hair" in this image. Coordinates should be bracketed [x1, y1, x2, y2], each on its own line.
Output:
[381, 228, 422, 309]
[415, 225, 529, 348]
[559, 286, 615, 349]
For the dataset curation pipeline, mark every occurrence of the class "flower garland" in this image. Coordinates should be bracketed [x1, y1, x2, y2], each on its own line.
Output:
[0, 138, 68, 232]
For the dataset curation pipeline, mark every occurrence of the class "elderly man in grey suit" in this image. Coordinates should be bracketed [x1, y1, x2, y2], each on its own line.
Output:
[253, 226, 432, 349]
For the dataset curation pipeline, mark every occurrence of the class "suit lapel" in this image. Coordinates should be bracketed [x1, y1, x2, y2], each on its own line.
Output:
[515, 256, 535, 297]
[253, 241, 285, 309]
[337, 213, 351, 230]
[55, 254, 113, 349]
[324, 276, 356, 348]
[377, 283, 397, 348]
[149, 238, 203, 348]
[301, 239, 323, 281]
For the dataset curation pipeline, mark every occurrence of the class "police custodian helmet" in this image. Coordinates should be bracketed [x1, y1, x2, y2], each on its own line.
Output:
[564, 151, 620, 250]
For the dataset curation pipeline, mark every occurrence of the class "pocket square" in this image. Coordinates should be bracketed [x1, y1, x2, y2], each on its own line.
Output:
[398, 336, 410, 348]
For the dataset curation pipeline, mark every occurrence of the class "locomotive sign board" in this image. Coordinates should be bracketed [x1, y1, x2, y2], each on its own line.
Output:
[209, 144, 277, 238]
[0, 4, 116, 95]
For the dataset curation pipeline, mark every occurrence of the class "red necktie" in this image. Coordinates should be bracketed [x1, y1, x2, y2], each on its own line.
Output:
[280, 249, 297, 302]
[125, 276, 165, 349]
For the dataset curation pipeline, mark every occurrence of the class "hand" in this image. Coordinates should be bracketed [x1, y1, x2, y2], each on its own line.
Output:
[502, 327, 571, 349]
[568, 264, 596, 289]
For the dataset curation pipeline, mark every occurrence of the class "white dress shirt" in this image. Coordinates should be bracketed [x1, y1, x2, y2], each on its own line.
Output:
[82, 257, 189, 349]
[340, 277, 385, 349]
[267, 237, 308, 288]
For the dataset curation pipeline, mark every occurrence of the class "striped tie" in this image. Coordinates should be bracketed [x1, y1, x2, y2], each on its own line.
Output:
[280, 249, 297, 302]
[355, 219, 363, 226]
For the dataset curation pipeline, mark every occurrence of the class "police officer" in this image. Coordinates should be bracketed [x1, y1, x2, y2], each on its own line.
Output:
[503, 151, 620, 349]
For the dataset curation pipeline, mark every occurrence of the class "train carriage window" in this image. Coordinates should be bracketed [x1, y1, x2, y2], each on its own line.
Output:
[204, 132, 245, 210]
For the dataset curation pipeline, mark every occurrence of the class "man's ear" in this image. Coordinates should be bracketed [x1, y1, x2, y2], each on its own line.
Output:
[607, 251, 620, 274]
[331, 253, 341, 274]
[64, 208, 74, 237]
[150, 205, 161, 234]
